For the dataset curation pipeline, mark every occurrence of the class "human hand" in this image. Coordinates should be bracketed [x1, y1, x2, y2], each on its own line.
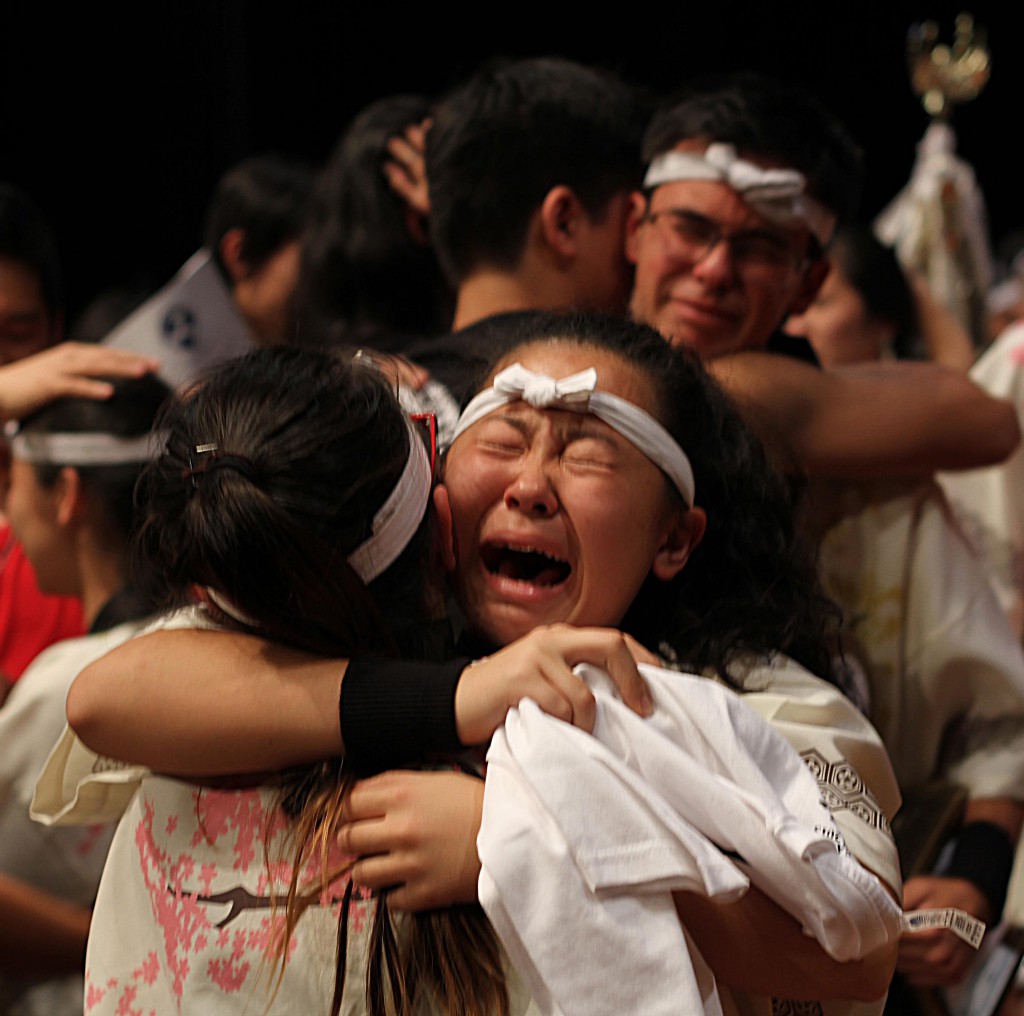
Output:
[898, 875, 992, 987]
[384, 119, 431, 223]
[454, 623, 657, 746]
[339, 769, 483, 912]
[0, 343, 160, 420]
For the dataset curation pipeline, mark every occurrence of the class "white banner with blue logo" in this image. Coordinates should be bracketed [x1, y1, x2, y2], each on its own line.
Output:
[102, 250, 252, 387]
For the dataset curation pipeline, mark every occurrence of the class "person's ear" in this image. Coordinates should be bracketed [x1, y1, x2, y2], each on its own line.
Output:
[624, 191, 649, 266]
[218, 228, 251, 284]
[652, 506, 706, 582]
[786, 257, 831, 317]
[54, 467, 85, 528]
[432, 483, 457, 573]
[539, 186, 585, 260]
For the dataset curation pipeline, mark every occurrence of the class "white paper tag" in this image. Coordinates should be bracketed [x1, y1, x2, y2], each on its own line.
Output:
[901, 908, 987, 949]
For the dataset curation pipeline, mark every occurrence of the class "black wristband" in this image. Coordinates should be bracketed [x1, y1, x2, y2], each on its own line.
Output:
[944, 820, 1015, 920]
[339, 657, 469, 774]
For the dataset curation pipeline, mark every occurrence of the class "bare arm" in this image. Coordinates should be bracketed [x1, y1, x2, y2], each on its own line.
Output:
[709, 352, 1019, 477]
[673, 888, 897, 1001]
[67, 630, 346, 775]
[67, 626, 652, 774]
[909, 273, 977, 372]
[0, 875, 90, 979]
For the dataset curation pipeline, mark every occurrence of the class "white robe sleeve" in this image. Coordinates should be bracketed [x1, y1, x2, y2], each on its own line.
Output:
[30, 724, 148, 827]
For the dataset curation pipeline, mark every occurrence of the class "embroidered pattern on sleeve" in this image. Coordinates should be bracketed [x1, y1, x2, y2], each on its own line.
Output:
[800, 747, 890, 835]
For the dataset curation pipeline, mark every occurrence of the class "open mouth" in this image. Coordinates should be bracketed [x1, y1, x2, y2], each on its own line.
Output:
[481, 544, 572, 587]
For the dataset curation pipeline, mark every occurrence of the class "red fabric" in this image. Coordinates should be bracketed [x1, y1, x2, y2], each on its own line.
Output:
[0, 523, 84, 680]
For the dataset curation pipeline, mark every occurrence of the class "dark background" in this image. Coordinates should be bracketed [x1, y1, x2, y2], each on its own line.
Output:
[3, 3, 1020, 325]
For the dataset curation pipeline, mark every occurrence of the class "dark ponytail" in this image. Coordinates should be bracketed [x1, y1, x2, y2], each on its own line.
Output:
[133, 346, 432, 657]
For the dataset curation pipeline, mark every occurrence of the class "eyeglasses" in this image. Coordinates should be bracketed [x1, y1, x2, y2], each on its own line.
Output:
[644, 208, 809, 281]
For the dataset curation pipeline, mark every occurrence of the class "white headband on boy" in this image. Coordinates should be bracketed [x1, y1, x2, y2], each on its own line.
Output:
[4, 420, 163, 466]
[644, 143, 837, 246]
[346, 416, 432, 583]
[452, 364, 695, 505]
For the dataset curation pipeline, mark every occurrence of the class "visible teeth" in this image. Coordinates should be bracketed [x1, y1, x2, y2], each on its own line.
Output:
[514, 546, 559, 561]
[483, 544, 571, 586]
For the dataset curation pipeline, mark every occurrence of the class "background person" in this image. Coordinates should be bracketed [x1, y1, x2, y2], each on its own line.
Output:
[624, 75, 1018, 477]
[0, 371, 168, 1016]
[785, 229, 1024, 1000]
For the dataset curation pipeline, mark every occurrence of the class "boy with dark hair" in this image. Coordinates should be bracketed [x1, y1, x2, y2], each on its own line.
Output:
[629, 73, 861, 359]
[104, 154, 314, 384]
[641, 73, 864, 227]
[626, 74, 1017, 476]
[203, 154, 314, 345]
[426, 57, 647, 331]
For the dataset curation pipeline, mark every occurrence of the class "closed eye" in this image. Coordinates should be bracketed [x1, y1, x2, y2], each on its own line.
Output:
[475, 419, 527, 456]
[480, 440, 525, 456]
[562, 437, 616, 470]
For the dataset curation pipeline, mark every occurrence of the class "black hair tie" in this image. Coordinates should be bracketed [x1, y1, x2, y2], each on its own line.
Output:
[182, 449, 260, 488]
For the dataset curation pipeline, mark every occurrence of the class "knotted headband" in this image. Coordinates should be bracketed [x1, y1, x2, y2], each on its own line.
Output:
[643, 143, 836, 246]
[452, 363, 695, 505]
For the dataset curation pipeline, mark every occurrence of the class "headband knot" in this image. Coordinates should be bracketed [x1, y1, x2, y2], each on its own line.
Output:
[494, 365, 598, 409]
[522, 375, 558, 406]
[643, 143, 837, 246]
[703, 143, 806, 202]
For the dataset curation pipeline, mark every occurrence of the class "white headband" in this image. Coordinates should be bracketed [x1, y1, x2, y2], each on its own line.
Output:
[4, 420, 164, 467]
[204, 587, 260, 628]
[452, 364, 695, 506]
[346, 416, 432, 583]
[644, 143, 837, 246]
[200, 419, 430, 625]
